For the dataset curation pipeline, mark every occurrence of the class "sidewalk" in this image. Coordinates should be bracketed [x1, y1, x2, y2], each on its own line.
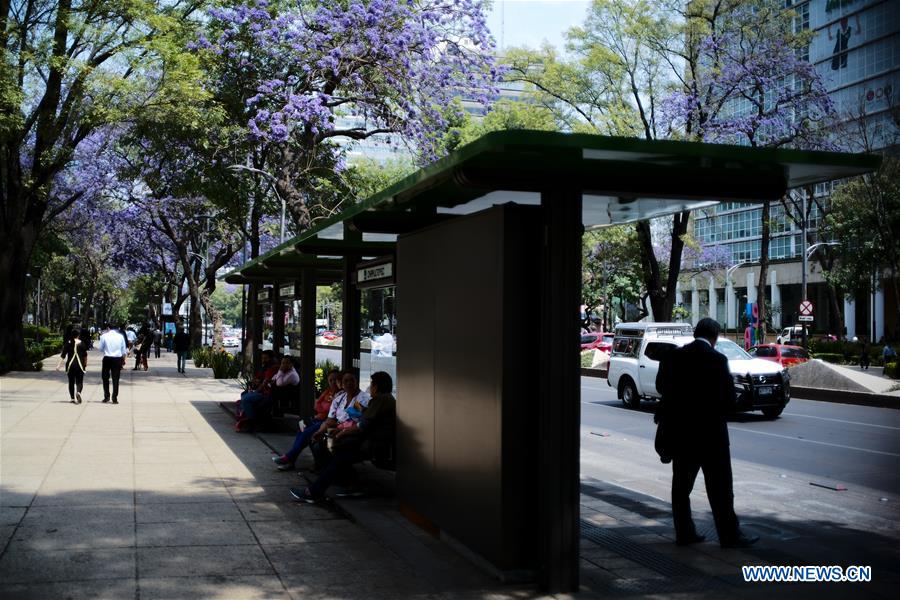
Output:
[2, 350, 895, 598]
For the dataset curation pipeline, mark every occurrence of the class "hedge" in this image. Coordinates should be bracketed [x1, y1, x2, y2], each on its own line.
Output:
[885, 361, 899, 379]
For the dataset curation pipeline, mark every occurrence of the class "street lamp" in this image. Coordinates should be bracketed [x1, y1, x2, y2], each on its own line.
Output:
[725, 262, 750, 339]
[228, 164, 287, 243]
[801, 241, 840, 348]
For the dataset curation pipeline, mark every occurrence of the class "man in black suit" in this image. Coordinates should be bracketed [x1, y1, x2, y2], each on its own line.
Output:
[656, 317, 759, 548]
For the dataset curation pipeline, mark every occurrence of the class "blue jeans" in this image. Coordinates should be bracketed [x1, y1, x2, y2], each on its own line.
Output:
[284, 418, 324, 463]
[240, 390, 270, 420]
[177, 351, 188, 372]
[308, 440, 363, 498]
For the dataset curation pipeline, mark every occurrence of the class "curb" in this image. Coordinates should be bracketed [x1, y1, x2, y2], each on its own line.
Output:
[790, 386, 899, 409]
[581, 368, 607, 378]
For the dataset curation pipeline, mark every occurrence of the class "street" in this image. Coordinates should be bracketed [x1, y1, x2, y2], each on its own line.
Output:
[580, 375, 900, 543]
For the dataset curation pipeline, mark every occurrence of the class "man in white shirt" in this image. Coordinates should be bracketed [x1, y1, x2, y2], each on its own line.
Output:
[99, 323, 127, 404]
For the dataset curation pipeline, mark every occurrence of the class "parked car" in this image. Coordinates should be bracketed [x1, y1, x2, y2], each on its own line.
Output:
[321, 330, 340, 341]
[222, 336, 240, 348]
[607, 322, 790, 418]
[776, 326, 806, 345]
[581, 332, 614, 352]
[748, 344, 810, 368]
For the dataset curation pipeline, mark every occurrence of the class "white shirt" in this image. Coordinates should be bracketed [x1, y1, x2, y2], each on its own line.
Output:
[273, 368, 299, 387]
[99, 329, 128, 357]
[327, 389, 371, 423]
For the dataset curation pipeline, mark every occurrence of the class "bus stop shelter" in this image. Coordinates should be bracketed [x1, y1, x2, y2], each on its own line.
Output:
[224, 131, 879, 592]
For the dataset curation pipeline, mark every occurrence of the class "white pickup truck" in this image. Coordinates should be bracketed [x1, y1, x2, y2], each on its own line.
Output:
[606, 322, 790, 418]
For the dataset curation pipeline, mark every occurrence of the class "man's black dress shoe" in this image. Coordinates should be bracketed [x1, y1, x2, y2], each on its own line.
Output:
[720, 533, 759, 548]
[675, 534, 706, 546]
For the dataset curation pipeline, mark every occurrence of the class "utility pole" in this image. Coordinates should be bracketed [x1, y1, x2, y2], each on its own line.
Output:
[800, 193, 808, 350]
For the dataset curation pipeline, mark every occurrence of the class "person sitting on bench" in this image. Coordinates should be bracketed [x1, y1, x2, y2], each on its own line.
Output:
[290, 371, 395, 503]
[236, 352, 285, 431]
[272, 369, 342, 471]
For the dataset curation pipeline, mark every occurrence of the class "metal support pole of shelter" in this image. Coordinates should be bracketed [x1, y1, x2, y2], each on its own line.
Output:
[252, 284, 263, 372]
[300, 268, 317, 417]
[342, 223, 362, 375]
[272, 285, 285, 356]
[538, 188, 582, 592]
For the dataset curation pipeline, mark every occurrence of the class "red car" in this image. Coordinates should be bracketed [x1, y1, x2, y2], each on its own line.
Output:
[748, 344, 810, 368]
[581, 332, 614, 352]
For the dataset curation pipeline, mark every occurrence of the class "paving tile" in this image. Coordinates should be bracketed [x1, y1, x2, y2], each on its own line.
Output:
[32, 488, 134, 508]
[136, 520, 257, 547]
[18, 505, 134, 526]
[133, 474, 233, 503]
[0, 505, 27, 526]
[0, 548, 136, 584]
[7, 518, 135, 551]
[137, 545, 274, 578]
[249, 518, 365, 546]
[237, 501, 340, 522]
[138, 575, 291, 599]
[0, 578, 137, 599]
[136, 501, 244, 524]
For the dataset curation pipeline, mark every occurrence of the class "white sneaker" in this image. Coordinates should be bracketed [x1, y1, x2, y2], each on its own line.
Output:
[75, 391, 82, 404]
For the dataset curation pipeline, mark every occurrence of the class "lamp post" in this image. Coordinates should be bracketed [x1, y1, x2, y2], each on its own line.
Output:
[725, 262, 750, 340]
[227, 164, 287, 243]
[802, 241, 840, 348]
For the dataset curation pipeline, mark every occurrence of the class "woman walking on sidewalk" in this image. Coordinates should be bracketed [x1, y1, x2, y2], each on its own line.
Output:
[58, 328, 88, 404]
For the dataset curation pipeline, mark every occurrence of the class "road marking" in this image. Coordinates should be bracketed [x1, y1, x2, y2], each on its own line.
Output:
[782, 412, 900, 431]
[730, 427, 900, 457]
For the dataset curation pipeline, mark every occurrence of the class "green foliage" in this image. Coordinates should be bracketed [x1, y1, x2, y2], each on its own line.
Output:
[810, 340, 886, 366]
[43, 337, 64, 358]
[444, 98, 560, 153]
[23, 325, 52, 341]
[316, 284, 343, 331]
[192, 347, 212, 368]
[583, 226, 643, 327]
[580, 351, 594, 368]
[208, 348, 242, 379]
[885, 361, 899, 379]
[342, 159, 417, 204]
[210, 287, 243, 327]
[811, 352, 844, 365]
[825, 159, 900, 311]
[314, 359, 341, 394]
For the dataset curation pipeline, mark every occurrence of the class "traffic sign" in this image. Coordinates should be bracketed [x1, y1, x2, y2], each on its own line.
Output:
[799, 300, 814, 316]
[798, 315, 814, 322]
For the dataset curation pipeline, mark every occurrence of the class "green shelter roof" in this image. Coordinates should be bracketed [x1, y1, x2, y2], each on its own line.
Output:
[225, 130, 880, 284]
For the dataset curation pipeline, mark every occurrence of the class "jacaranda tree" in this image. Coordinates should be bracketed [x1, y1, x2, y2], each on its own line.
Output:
[199, 0, 501, 229]
[660, 0, 835, 335]
[0, 0, 209, 365]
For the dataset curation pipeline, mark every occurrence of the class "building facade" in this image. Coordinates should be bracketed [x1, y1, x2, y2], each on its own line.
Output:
[684, 0, 899, 341]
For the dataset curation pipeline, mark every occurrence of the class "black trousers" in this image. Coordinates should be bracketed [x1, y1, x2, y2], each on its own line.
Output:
[67, 367, 85, 399]
[672, 445, 740, 543]
[101, 356, 123, 401]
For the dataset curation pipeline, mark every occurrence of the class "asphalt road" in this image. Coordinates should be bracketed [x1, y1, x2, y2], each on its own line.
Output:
[580, 376, 900, 496]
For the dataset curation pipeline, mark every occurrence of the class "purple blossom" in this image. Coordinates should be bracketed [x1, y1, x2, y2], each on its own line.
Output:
[197, 0, 501, 163]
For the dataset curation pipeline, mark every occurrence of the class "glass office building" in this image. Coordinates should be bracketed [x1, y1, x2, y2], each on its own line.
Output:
[685, 0, 898, 340]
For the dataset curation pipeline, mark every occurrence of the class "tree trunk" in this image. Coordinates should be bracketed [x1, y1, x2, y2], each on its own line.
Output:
[757, 200, 771, 343]
[636, 212, 689, 322]
[199, 287, 224, 348]
[189, 297, 202, 348]
[826, 282, 843, 335]
[0, 220, 39, 366]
